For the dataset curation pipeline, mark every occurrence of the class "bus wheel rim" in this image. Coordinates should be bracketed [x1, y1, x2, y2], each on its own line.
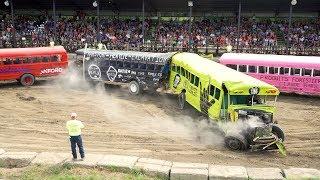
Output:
[25, 77, 32, 85]
[228, 138, 241, 150]
[130, 84, 137, 93]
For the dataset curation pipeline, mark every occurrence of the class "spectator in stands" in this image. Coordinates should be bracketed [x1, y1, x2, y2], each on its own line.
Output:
[0, 13, 319, 55]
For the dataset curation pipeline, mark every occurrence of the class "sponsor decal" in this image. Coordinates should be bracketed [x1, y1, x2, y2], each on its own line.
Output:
[106, 66, 117, 82]
[40, 67, 63, 75]
[173, 74, 181, 88]
[88, 64, 101, 80]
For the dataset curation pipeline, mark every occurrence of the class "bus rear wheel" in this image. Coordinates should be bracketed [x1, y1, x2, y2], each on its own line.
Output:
[225, 133, 248, 151]
[20, 74, 35, 86]
[129, 81, 141, 95]
[178, 92, 186, 109]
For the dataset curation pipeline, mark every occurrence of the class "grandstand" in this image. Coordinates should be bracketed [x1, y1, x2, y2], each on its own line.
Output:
[0, 0, 319, 55]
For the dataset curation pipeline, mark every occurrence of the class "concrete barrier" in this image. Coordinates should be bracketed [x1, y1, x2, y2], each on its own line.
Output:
[0, 149, 319, 180]
[134, 158, 172, 178]
[32, 152, 69, 165]
[209, 165, 248, 180]
[0, 152, 37, 168]
[65, 153, 104, 167]
[97, 154, 139, 170]
[246, 167, 284, 180]
[170, 162, 208, 180]
[284, 168, 320, 179]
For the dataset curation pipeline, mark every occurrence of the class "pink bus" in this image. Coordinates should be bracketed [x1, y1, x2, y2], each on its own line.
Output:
[219, 53, 320, 95]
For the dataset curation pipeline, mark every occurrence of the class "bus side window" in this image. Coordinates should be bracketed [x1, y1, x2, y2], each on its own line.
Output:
[291, 68, 301, 76]
[191, 73, 195, 84]
[13, 58, 22, 64]
[209, 85, 215, 97]
[181, 67, 185, 77]
[131, 63, 139, 69]
[139, 63, 146, 70]
[4, 58, 12, 65]
[147, 64, 155, 71]
[176, 66, 181, 74]
[269, 67, 278, 74]
[313, 69, 320, 77]
[215, 88, 221, 100]
[32, 57, 40, 63]
[23, 58, 30, 64]
[279, 67, 290, 75]
[238, 65, 247, 73]
[302, 68, 312, 76]
[124, 61, 131, 69]
[155, 65, 162, 71]
[249, 66, 257, 73]
[184, 70, 188, 79]
[258, 66, 267, 73]
[194, 76, 199, 87]
[117, 61, 124, 68]
[171, 65, 176, 72]
[110, 61, 117, 67]
[42, 57, 49, 62]
[226, 64, 237, 70]
[51, 56, 58, 62]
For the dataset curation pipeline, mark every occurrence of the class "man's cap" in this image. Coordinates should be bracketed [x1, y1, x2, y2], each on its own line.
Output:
[70, 112, 77, 118]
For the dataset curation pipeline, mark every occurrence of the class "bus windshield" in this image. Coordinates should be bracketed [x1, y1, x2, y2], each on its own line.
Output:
[230, 95, 277, 106]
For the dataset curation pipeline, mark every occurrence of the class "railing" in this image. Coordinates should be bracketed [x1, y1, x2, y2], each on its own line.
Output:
[1, 40, 320, 56]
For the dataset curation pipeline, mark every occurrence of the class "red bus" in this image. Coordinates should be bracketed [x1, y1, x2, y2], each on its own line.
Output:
[0, 46, 68, 86]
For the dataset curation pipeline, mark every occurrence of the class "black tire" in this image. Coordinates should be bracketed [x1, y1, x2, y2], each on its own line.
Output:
[225, 133, 248, 151]
[20, 74, 35, 86]
[178, 92, 186, 109]
[272, 124, 285, 141]
[128, 81, 141, 95]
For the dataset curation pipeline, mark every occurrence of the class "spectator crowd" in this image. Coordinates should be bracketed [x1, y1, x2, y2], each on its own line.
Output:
[1, 12, 320, 53]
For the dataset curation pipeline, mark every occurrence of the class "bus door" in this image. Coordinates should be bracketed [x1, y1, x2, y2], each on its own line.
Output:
[201, 83, 221, 119]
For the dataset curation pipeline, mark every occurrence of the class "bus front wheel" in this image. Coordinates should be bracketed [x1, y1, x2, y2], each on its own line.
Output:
[129, 81, 141, 95]
[20, 74, 35, 86]
[178, 92, 186, 109]
[225, 133, 248, 151]
[272, 124, 285, 141]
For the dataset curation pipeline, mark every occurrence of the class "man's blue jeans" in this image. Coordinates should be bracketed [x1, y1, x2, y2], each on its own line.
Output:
[70, 135, 85, 159]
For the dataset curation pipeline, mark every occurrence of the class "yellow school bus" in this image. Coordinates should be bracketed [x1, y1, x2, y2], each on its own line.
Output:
[169, 52, 285, 152]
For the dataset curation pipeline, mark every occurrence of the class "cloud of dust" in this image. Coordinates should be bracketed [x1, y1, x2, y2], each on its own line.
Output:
[51, 61, 90, 90]
[218, 115, 265, 135]
[47, 63, 264, 148]
[49, 68, 227, 147]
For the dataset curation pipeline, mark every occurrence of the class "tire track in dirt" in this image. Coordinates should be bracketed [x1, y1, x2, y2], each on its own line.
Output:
[1, 81, 320, 168]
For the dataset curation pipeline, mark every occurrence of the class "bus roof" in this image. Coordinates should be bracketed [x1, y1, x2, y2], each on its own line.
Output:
[219, 53, 320, 69]
[76, 48, 176, 64]
[172, 53, 279, 95]
[0, 46, 67, 58]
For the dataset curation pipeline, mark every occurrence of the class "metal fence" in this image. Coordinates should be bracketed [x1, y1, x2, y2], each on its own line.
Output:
[1, 40, 320, 56]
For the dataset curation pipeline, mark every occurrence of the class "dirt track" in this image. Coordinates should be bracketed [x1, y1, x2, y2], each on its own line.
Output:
[0, 76, 320, 169]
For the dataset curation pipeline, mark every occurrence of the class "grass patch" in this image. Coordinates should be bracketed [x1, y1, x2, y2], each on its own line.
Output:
[2, 164, 162, 180]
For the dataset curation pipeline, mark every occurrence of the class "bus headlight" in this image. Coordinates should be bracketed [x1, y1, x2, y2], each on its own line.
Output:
[262, 113, 273, 124]
[249, 87, 259, 95]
